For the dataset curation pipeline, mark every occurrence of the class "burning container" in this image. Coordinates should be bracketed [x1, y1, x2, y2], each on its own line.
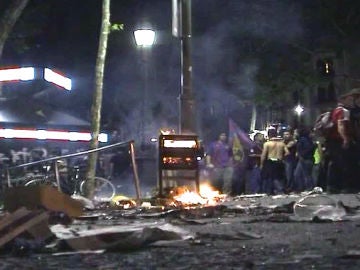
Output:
[158, 134, 203, 197]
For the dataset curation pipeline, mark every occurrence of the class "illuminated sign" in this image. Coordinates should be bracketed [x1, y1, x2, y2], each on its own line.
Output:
[0, 67, 35, 82]
[0, 67, 72, 91]
[44, 68, 72, 90]
[163, 139, 197, 148]
[0, 128, 108, 142]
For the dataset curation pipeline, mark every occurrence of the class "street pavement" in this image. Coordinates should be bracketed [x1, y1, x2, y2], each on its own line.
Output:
[2, 191, 360, 269]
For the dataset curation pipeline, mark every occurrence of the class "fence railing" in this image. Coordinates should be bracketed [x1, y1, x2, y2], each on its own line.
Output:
[1, 140, 142, 201]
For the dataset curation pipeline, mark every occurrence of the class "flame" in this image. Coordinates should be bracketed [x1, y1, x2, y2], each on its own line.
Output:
[172, 183, 225, 206]
[199, 183, 220, 198]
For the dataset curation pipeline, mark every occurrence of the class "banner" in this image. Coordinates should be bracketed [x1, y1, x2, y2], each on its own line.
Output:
[228, 118, 261, 156]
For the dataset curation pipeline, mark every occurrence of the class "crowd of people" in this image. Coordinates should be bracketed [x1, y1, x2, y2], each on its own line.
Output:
[205, 88, 360, 196]
[1, 88, 360, 197]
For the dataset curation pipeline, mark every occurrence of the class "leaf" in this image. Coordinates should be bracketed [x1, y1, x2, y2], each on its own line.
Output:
[110, 23, 124, 32]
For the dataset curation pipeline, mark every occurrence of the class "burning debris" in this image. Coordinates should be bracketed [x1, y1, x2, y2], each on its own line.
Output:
[167, 184, 226, 207]
[2, 184, 360, 256]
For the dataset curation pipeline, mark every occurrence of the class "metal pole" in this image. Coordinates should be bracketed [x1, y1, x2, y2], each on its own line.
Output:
[6, 168, 11, 188]
[179, 0, 196, 134]
[143, 50, 149, 144]
[53, 160, 61, 192]
[130, 141, 142, 203]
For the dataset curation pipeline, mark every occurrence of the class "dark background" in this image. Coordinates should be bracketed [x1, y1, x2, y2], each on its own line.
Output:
[1, 0, 360, 145]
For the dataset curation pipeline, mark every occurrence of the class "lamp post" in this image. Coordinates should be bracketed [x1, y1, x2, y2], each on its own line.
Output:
[172, 0, 196, 134]
[134, 29, 155, 144]
[179, 0, 195, 134]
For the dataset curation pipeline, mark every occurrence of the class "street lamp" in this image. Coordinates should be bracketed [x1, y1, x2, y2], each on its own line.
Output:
[134, 29, 155, 47]
[294, 104, 304, 125]
[294, 104, 304, 116]
[133, 29, 155, 145]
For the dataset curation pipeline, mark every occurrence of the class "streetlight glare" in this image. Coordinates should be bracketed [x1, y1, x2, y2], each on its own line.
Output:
[134, 29, 155, 47]
[294, 104, 304, 116]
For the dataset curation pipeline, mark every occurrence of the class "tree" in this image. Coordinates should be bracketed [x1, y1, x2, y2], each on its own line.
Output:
[84, 0, 111, 198]
[0, 0, 29, 60]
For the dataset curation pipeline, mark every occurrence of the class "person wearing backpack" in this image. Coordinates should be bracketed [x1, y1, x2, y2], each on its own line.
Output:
[339, 88, 360, 191]
[323, 88, 360, 193]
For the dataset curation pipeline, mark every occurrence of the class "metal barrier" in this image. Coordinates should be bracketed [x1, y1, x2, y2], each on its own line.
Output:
[1, 140, 142, 201]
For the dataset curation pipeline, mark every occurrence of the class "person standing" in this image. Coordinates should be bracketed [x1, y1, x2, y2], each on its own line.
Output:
[312, 134, 324, 188]
[206, 133, 234, 194]
[293, 127, 316, 192]
[282, 130, 297, 192]
[260, 127, 288, 195]
[323, 89, 360, 193]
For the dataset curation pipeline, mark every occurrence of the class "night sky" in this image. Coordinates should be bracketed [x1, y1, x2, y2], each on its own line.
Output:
[2, 0, 360, 144]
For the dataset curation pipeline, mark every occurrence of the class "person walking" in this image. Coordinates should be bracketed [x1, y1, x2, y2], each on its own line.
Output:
[206, 133, 234, 194]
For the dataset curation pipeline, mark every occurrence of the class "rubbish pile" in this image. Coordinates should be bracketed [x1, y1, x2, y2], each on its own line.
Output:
[1, 185, 360, 256]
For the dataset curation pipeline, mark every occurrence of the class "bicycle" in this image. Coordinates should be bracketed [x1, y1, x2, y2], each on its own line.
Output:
[23, 162, 57, 187]
[70, 165, 116, 202]
[24, 163, 116, 202]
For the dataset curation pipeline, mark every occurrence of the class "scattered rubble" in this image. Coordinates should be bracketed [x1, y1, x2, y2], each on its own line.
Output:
[1, 185, 360, 258]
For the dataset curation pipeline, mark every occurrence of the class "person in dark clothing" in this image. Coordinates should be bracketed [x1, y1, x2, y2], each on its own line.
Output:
[322, 89, 360, 193]
[283, 130, 297, 192]
[293, 127, 316, 192]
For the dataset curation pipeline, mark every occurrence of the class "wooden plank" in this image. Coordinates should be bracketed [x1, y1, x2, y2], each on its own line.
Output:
[0, 211, 49, 248]
[0, 207, 31, 231]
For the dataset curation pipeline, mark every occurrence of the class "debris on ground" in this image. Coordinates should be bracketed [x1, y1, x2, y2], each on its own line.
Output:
[1, 188, 360, 257]
[0, 207, 53, 252]
[4, 186, 83, 217]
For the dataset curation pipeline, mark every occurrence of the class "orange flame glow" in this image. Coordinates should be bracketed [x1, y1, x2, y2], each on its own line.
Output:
[172, 183, 225, 206]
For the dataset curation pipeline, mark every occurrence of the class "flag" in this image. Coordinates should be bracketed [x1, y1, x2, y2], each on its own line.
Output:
[228, 118, 261, 155]
[231, 129, 244, 163]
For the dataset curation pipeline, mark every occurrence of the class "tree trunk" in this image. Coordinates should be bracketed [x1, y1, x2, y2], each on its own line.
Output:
[85, 0, 110, 198]
[0, 0, 29, 60]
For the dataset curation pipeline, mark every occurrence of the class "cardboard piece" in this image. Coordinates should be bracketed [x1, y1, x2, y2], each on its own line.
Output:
[4, 186, 84, 217]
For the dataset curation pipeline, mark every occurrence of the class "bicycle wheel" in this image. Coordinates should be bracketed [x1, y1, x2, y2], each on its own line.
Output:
[24, 175, 57, 187]
[79, 176, 116, 202]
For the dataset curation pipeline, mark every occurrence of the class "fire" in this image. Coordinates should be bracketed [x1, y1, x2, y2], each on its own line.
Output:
[199, 183, 220, 199]
[171, 183, 225, 206]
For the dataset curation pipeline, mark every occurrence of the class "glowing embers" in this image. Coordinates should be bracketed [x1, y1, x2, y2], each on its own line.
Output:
[162, 156, 196, 168]
[44, 68, 72, 90]
[0, 128, 108, 142]
[0, 67, 35, 82]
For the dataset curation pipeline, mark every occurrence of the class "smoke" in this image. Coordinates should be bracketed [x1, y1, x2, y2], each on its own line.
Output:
[105, 0, 304, 144]
[191, 0, 303, 138]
